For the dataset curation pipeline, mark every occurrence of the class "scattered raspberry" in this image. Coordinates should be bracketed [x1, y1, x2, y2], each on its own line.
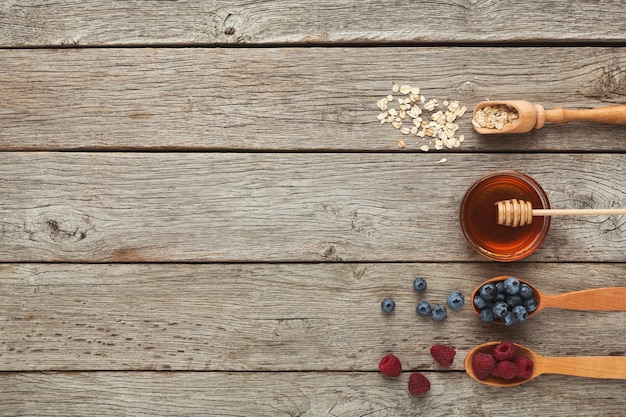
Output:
[408, 372, 431, 396]
[378, 354, 402, 377]
[430, 344, 456, 367]
[472, 352, 496, 380]
[514, 356, 534, 379]
[493, 341, 516, 361]
[494, 360, 517, 380]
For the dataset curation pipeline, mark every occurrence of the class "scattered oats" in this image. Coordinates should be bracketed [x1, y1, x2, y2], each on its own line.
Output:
[423, 99, 438, 111]
[437, 158, 448, 164]
[376, 84, 468, 150]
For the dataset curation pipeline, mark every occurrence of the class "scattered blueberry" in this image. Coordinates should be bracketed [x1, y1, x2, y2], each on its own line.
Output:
[479, 283, 497, 300]
[503, 277, 520, 295]
[416, 301, 432, 317]
[502, 311, 517, 326]
[512, 305, 528, 323]
[413, 277, 427, 292]
[446, 291, 465, 310]
[524, 297, 539, 312]
[479, 308, 494, 322]
[519, 283, 533, 299]
[431, 305, 447, 321]
[473, 295, 488, 310]
[381, 298, 395, 313]
[492, 301, 508, 319]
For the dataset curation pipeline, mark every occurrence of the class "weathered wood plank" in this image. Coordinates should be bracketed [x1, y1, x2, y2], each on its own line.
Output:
[1, 47, 625, 151]
[2, 263, 624, 371]
[0, 153, 624, 263]
[1, 0, 625, 47]
[3, 371, 626, 416]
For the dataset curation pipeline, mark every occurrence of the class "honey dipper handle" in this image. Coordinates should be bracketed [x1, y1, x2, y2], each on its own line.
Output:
[544, 105, 626, 125]
[532, 208, 626, 217]
[537, 356, 626, 379]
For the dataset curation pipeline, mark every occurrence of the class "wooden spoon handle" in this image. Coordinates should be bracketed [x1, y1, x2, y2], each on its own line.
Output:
[538, 356, 626, 379]
[541, 287, 626, 311]
[544, 105, 626, 125]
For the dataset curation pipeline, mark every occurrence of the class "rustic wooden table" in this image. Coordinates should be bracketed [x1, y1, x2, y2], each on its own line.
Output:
[1, 1, 626, 416]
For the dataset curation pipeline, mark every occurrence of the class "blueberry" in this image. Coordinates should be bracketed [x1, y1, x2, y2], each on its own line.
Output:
[502, 311, 517, 326]
[519, 283, 533, 299]
[413, 277, 427, 292]
[479, 308, 494, 322]
[503, 277, 520, 295]
[431, 305, 447, 321]
[492, 301, 508, 319]
[416, 301, 432, 317]
[495, 281, 505, 294]
[506, 295, 522, 308]
[479, 283, 497, 300]
[512, 305, 528, 323]
[495, 292, 506, 302]
[381, 298, 395, 313]
[524, 297, 539, 312]
[447, 291, 464, 310]
[473, 295, 488, 310]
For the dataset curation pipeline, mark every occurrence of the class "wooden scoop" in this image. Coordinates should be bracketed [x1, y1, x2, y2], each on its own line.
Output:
[472, 100, 626, 134]
[465, 342, 626, 387]
[496, 199, 626, 227]
[470, 276, 626, 324]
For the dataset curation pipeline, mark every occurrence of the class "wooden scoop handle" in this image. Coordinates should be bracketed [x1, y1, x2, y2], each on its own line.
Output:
[496, 199, 626, 227]
[543, 105, 626, 125]
[541, 287, 626, 311]
[536, 355, 626, 379]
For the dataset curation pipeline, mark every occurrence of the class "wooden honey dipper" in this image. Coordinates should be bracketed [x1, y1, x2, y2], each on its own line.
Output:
[496, 199, 626, 227]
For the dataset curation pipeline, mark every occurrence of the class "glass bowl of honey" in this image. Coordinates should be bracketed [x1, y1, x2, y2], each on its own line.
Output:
[460, 170, 551, 261]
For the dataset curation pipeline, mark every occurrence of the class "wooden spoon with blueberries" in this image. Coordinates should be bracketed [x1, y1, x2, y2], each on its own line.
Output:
[471, 276, 626, 325]
[465, 341, 626, 387]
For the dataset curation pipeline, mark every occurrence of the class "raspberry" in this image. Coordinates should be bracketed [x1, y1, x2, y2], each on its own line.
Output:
[378, 354, 402, 377]
[472, 352, 496, 380]
[408, 372, 430, 396]
[494, 360, 517, 380]
[493, 341, 516, 361]
[430, 344, 456, 367]
[514, 356, 534, 379]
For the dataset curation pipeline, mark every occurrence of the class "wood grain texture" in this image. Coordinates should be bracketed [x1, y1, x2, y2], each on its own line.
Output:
[1, 47, 626, 151]
[0, 153, 624, 263]
[2, 263, 624, 371]
[2, 371, 626, 417]
[1, 0, 625, 47]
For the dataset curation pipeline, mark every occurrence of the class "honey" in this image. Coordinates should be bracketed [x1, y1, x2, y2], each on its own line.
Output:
[460, 171, 550, 261]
